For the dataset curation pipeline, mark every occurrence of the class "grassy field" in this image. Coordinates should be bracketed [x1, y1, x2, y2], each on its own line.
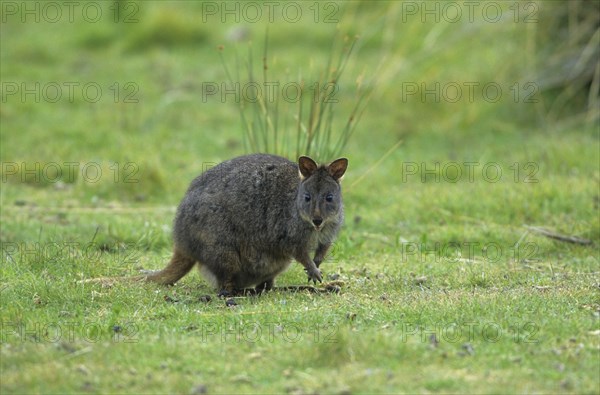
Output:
[1, 1, 599, 393]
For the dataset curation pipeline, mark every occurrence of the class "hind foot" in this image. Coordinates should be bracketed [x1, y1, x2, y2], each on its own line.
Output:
[255, 278, 274, 293]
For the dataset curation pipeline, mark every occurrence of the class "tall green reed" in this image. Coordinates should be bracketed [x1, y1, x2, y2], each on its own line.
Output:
[219, 30, 372, 161]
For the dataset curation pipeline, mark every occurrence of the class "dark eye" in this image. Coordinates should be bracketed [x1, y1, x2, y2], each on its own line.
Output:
[304, 193, 311, 202]
[325, 193, 334, 202]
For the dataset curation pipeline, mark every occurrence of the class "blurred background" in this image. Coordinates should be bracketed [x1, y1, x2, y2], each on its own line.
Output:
[1, 0, 598, 207]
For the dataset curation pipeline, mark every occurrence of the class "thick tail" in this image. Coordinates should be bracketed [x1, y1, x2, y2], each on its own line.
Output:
[78, 248, 197, 286]
[143, 248, 196, 285]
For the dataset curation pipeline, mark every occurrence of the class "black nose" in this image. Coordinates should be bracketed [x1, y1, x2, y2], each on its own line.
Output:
[312, 218, 323, 227]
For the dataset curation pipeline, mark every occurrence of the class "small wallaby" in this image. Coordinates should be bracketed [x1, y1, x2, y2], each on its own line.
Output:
[85, 154, 348, 294]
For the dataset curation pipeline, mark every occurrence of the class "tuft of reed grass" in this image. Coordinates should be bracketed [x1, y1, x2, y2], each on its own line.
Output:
[532, 0, 599, 125]
[219, 30, 373, 161]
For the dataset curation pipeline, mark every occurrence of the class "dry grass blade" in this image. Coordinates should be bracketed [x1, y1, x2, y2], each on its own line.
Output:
[525, 225, 593, 245]
[348, 139, 403, 191]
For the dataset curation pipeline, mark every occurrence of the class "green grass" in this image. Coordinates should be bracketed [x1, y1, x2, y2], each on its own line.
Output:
[1, 1, 599, 394]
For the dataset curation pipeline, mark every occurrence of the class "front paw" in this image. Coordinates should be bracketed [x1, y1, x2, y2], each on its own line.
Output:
[305, 266, 323, 284]
[314, 258, 323, 268]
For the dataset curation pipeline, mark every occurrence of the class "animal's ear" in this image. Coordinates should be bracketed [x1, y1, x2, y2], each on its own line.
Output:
[327, 158, 348, 181]
[298, 156, 318, 179]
